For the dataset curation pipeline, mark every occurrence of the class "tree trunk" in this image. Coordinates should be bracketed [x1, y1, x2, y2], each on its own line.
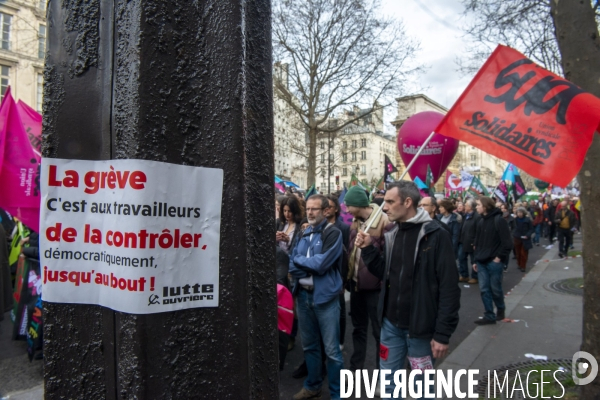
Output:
[551, 1, 600, 398]
[307, 127, 318, 188]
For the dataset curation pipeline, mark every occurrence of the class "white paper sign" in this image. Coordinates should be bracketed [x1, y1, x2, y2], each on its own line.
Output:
[40, 158, 223, 314]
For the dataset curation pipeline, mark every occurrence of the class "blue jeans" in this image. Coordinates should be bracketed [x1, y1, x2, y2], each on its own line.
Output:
[379, 318, 435, 399]
[296, 289, 344, 399]
[457, 244, 477, 279]
[477, 261, 505, 321]
[533, 224, 541, 244]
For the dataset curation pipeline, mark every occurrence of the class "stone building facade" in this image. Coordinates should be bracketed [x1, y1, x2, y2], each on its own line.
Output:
[317, 106, 396, 192]
[0, 0, 46, 110]
[273, 62, 308, 189]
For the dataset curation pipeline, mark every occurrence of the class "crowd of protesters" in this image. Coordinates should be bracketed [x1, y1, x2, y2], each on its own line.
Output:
[0, 208, 43, 361]
[274, 184, 581, 399]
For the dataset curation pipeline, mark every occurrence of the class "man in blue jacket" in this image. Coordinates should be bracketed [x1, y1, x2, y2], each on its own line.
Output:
[290, 194, 344, 400]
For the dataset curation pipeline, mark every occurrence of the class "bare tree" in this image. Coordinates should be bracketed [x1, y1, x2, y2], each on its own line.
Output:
[458, 0, 564, 75]
[460, 1, 600, 397]
[273, 0, 421, 187]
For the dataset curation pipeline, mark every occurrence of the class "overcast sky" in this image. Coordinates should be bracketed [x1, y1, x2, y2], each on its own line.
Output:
[382, 0, 476, 110]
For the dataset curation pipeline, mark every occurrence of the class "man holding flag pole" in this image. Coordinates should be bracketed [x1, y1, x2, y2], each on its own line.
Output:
[352, 131, 461, 397]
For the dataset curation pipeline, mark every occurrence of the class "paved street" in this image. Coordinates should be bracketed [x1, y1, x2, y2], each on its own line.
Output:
[0, 235, 581, 400]
[278, 237, 564, 399]
[0, 312, 43, 399]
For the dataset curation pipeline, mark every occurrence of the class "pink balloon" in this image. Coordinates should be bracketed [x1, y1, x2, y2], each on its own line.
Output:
[397, 111, 459, 184]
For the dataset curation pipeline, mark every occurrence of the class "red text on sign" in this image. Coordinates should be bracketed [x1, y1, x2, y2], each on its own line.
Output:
[47, 164, 147, 194]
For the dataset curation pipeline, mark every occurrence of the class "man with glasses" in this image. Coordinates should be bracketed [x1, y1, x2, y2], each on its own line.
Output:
[418, 197, 437, 219]
[419, 196, 453, 237]
[289, 194, 345, 400]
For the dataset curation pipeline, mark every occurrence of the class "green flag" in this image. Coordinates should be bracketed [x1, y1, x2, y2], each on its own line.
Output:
[349, 174, 359, 187]
[426, 165, 435, 196]
[304, 184, 316, 200]
[369, 176, 384, 201]
[467, 176, 489, 197]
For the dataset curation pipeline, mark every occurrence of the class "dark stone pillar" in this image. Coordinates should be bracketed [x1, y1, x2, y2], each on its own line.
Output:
[42, 1, 277, 398]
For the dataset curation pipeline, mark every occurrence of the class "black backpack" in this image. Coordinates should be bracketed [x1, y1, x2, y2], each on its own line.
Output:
[324, 223, 349, 286]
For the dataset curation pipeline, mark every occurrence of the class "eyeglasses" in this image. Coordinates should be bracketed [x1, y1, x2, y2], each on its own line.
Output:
[306, 208, 323, 212]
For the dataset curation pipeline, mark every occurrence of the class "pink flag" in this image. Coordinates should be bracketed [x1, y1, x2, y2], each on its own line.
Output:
[0, 88, 41, 232]
[16, 100, 42, 155]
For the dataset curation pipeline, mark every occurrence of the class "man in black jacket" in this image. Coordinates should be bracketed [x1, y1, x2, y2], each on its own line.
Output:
[458, 199, 480, 284]
[545, 199, 558, 244]
[355, 181, 460, 398]
[472, 197, 513, 325]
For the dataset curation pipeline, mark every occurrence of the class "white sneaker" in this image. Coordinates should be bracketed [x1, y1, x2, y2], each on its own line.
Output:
[339, 344, 344, 351]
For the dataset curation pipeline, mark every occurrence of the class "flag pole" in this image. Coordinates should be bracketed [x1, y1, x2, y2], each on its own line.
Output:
[363, 131, 436, 232]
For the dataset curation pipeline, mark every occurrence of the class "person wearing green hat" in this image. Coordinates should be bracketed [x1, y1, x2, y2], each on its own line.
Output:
[345, 185, 393, 374]
[344, 185, 371, 208]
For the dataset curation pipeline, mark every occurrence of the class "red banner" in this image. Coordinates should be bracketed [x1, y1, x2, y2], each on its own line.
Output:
[435, 45, 600, 187]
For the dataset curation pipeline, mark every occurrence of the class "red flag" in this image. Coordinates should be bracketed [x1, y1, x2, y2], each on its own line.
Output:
[0, 88, 41, 232]
[435, 45, 600, 187]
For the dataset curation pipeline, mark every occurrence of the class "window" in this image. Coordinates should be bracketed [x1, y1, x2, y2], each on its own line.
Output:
[320, 141, 324, 150]
[351, 152, 357, 161]
[361, 151, 366, 160]
[361, 165, 366, 175]
[329, 153, 334, 161]
[36, 73, 43, 112]
[361, 139, 367, 147]
[352, 140, 357, 148]
[321, 154, 325, 163]
[0, 13, 11, 50]
[470, 162, 476, 167]
[39, 0, 46, 11]
[342, 153, 347, 162]
[343, 141, 347, 149]
[470, 154, 476, 161]
[0, 65, 9, 100]
[38, 25, 46, 59]
[342, 167, 347, 176]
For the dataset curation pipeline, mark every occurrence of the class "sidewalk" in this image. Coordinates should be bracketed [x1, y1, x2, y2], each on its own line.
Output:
[438, 235, 583, 397]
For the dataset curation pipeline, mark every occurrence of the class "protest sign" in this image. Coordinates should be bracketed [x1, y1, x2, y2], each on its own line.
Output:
[40, 159, 223, 314]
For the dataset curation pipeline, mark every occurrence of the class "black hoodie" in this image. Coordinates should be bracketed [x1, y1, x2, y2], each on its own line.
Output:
[473, 208, 513, 265]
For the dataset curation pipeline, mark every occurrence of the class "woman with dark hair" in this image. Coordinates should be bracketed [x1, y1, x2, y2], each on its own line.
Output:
[275, 194, 288, 220]
[512, 207, 534, 272]
[276, 196, 303, 254]
[437, 198, 461, 258]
